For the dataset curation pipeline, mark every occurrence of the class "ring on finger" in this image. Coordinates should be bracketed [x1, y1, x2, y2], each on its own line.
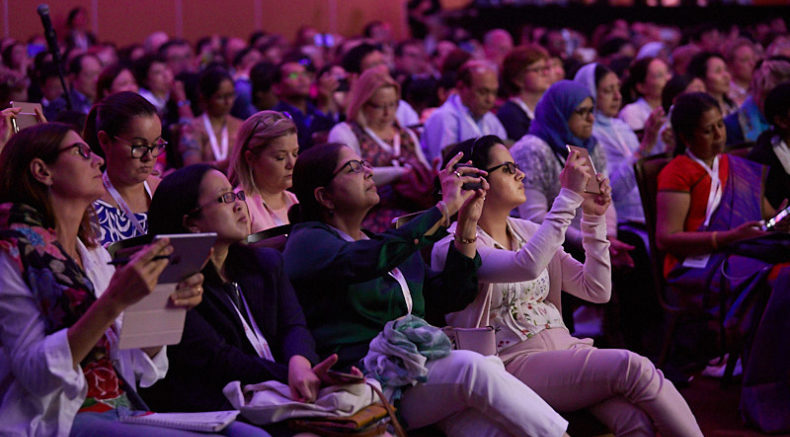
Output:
[453, 170, 462, 178]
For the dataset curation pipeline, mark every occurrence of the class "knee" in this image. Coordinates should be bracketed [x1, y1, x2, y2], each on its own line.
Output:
[618, 351, 663, 401]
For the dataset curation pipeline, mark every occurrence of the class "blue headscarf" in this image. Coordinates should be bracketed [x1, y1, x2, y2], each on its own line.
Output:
[528, 79, 597, 156]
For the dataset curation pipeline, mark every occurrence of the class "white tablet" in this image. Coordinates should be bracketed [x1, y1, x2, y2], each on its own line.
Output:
[118, 233, 216, 349]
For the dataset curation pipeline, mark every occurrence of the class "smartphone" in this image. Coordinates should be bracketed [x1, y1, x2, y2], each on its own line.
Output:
[10, 101, 42, 133]
[762, 206, 790, 231]
[453, 163, 483, 191]
[327, 369, 364, 383]
[566, 145, 601, 194]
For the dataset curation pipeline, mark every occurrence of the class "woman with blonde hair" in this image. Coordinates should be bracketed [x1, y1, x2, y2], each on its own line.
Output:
[228, 110, 299, 233]
[328, 65, 433, 232]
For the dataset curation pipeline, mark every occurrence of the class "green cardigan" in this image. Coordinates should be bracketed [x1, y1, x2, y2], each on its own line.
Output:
[283, 206, 481, 369]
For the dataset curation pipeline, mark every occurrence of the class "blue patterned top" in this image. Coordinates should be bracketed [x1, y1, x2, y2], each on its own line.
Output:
[93, 200, 148, 247]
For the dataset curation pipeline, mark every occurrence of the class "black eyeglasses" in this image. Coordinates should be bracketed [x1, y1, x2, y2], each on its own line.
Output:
[58, 142, 92, 160]
[114, 136, 167, 159]
[189, 190, 246, 215]
[486, 161, 520, 175]
[332, 159, 372, 178]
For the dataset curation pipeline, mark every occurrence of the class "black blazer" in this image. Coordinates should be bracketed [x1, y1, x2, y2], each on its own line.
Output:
[140, 244, 319, 412]
[748, 130, 790, 210]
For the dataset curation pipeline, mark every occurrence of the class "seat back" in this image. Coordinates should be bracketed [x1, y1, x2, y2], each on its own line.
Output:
[633, 153, 674, 309]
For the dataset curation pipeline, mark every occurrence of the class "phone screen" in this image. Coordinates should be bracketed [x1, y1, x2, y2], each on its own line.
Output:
[764, 206, 790, 231]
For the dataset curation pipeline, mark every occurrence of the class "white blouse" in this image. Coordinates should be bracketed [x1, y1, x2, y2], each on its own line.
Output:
[0, 241, 168, 437]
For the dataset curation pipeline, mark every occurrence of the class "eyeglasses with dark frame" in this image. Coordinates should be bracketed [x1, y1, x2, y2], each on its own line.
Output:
[486, 161, 520, 175]
[572, 106, 595, 118]
[188, 190, 246, 215]
[58, 142, 93, 160]
[332, 159, 372, 178]
[114, 136, 167, 159]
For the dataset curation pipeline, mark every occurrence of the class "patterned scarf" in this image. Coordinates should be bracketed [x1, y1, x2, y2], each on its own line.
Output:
[0, 203, 124, 408]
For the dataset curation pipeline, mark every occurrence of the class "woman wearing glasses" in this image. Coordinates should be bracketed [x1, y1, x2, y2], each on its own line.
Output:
[327, 66, 433, 233]
[142, 164, 352, 434]
[432, 135, 703, 437]
[0, 124, 267, 436]
[84, 91, 165, 246]
[283, 143, 572, 437]
[228, 111, 299, 233]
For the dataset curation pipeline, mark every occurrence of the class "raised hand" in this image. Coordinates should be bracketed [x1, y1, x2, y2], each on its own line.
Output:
[438, 152, 487, 216]
[560, 148, 592, 195]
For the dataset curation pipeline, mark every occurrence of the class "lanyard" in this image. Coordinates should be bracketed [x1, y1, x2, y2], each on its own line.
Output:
[331, 226, 413, 314]
[686, 150, 722, 228]
[102, 172, 148, 235]
[202, 113, 228, 161]
[363, 126, 401, 158]
[227, 282, 274, 360]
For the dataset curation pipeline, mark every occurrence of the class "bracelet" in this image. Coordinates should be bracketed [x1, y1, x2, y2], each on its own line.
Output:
[436, 201, 450, 228]
[711, 231, 719, 250]
[454, 233, 478, 244]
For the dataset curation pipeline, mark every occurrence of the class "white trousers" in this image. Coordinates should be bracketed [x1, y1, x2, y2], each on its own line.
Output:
[398, 350, 568, 437]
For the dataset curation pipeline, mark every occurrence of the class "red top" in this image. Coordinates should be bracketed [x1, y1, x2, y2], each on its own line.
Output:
[657, 153, 730, 275]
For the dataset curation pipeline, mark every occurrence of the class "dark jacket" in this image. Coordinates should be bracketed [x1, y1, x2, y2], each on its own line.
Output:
[748, 130, 790, 210]
[497, 99, 532, 142]
[141, 244, 318, 412]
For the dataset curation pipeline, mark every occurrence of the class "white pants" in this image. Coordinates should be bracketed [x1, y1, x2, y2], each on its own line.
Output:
[398, 350, 568, 437]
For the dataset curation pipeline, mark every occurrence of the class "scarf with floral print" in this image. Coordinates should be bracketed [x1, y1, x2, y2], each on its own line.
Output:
[0, 203, 124, 407]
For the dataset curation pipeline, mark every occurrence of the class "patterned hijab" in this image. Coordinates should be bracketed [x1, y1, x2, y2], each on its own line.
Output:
[528, 79, 597, 156]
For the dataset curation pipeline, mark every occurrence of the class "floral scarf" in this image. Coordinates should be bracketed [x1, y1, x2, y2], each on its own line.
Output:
[0, 203, 125, 409]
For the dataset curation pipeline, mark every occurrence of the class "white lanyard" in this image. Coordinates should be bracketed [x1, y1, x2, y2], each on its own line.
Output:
[686, 150, 722, 228]
[202, 113, 228, 161]
[331, 226, 413, 314]
[102, 172, 149, 235]
[363, 126, 401, 157]
[227, 283, 274, 360]
[509, 97, 535, 120]
[451, 95, 482, 138]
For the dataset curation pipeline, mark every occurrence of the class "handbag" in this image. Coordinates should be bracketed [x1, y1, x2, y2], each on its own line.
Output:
[442, 326, 497, 356]
[289, 381, 407, 437]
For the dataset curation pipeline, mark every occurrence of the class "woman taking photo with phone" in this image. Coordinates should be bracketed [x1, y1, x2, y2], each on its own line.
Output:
[433, 135, 703, 437]
[283, 143, 571, 437]
[0, 124, 263, 436]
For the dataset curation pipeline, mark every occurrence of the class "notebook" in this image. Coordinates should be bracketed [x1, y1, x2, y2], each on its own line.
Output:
[120, 410, 240, 432]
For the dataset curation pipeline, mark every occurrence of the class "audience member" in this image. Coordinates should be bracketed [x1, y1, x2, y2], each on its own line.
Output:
[498, 44, 551, 141]
[283, 142, 571, 437]
[229, 47, 263, 120]
[483, 29, 514, 68]
[618, 56, 670, 134]
[724, 56, 790, 145]
[422, 60, 506, 162]
[142, 164, 352, 436]
[747, 81, 790, 209]
[724, 38, 759, 107]
[271, 59, 334, 151]
[228, 111, 299, 232]
[432, 135, 703, 437]
[247, 61, 279, 113]
[328, 66, 432, 232]
[45, 53, 102, 120]
[180, 66, 242, 171]
[0, 124, 265, 436]
[687, 51, 737, 116]
[84, 92, 163, 246]
[95, 62, 138, 101]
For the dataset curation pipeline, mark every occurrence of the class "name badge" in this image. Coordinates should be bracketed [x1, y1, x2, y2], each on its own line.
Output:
[682, 253, 711, 269]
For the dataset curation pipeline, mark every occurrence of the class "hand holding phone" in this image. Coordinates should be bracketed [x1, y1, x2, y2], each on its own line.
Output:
[566, 145, 601, 194]
[453, 163, 484, 190]
[9, 102, 44, 133]
[762, 205, 790, 232]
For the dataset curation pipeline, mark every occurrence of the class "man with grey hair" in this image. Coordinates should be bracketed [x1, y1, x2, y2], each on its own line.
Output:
[421, 60, 506, 161]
